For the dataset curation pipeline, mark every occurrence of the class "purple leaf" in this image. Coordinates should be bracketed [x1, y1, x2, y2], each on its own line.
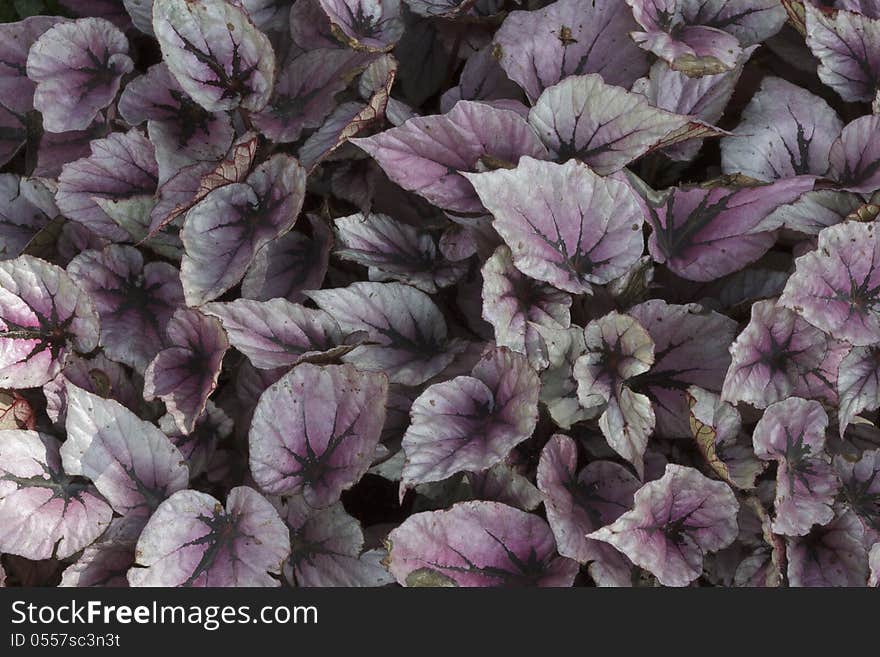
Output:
[290, 0, 337, 49]
[159, 401, 232, 480]
[871, 542, 880, 587]
[352, 101, 547, 214]
[780, 221, 880, 346]
[835, 449, 880, 532]
[786, 509, 868, 586]
[722, 300, 842, 408]
[279, 495, 393, 587]
[645, 176, 816, 282]
[59, 516, 141, 587]
[152, 0, 275, 112]
[252, 49, 368, 143]
[626, 0, 784, 77]
[534, 325, 595, 430]
[805, 4, 880, 102]
[829, 115, 880, 193]
[67, 245, 184, 372]
[144, 308, 229, 435]
[537, 434, 639, 586]
[629, 300, 736, 437]
[0, 255, 99, 389]
[202, 298, 351, 370]
[440, 45, 523, 114]
[631, 50, 754, 162]
[481, 245, 571, 371]
[752, 398, 838, 536]
[249, 363, 388, 507]
[61, 383, 189, 520]
[573, 312, 655, 476]
[0, 175, 55, 261]
[43, 352, 140, 426]
[0, 16, 67, 165]
[762, 189, 862, 236]
[529, 75, 725, 174]
[318, 0, 404, 52]
[307, 282, 463, 386]
[334, 212, 464, 294]
[402, 0, 478, 18]
[587, 464, 740, 587]
[26, 18, 133, 133]
[687, 387, 765, 490]
[56, 129, 159, 243]
[118, 63, 235, 162]
[385, 501, 579, 587]
[0, 430, 112, 560]
[494, 0, 649, 103]
[242, 215, 332, 303]
[128, 486, 290, 586]
[401, 346, 539, 488]
[465, 157, 645, 295]
[180, 153, 306, 306]
[721, 77, 843, 181]
[838, 347, 880, 435]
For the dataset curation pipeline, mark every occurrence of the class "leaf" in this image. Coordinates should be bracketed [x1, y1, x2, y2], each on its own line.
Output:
[687, 387, 765, 490]
[144, 308, 229, 435]
[350, 101, 548, 214]
[721, 76, 843, 181]
[632, 49, 754, 162]
[537, 434, 639, 586]
[128, 486, 290, 586]
[67, 245, 184, 372]
[835, 449, 880, 532]
[645, 176, 816, 282]
[528, 74, 725, 174]
[279, 495, 393, 587]
[202, 298, 352, 370]
[829, 115, 880, 193]
[752, 398, 838, 536]
[0, 255, 99, 388]
[401, 346, 539, 488]
[385, 501, 579, 587]
[837, 347, 880, 435]
[43, 352, 139, 426]
[307, 282, 462, 386]
[334, 212, 463, 294]
[786, 509, 868, 586]
[318, 0, 404, 52]
[494, 0, 648, 103]
[26, 18, 133, 133]
[252, 48, 368, 143]
[780, 221, 880, 347]
[805, 4, 880, 102]
[465, 157, 645, 295]
[180, 153, 306, 306]
[587, 464, 740, 587]
[573, 312, 655, 476]
[249, 363, 388, 507]
[0, 430, 112, 560]
[61, 383, 189, 520]
[628, 300, 736, 438]
[534, 324, 595, 430]
[242, 215, 332, 303]
[481, 244, 571, 371]
[56, 129, 159, 243]
[0, 174, 55, 261]
[152, 0, 275, 112]
[722, 300, 842, 408]
[59, 515, 140, 587]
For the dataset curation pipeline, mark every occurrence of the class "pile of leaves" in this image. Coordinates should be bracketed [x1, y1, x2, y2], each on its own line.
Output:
[1, 0, 879, 588]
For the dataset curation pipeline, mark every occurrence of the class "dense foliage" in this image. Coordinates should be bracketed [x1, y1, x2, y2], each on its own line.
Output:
[1, 0, 879, 588]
